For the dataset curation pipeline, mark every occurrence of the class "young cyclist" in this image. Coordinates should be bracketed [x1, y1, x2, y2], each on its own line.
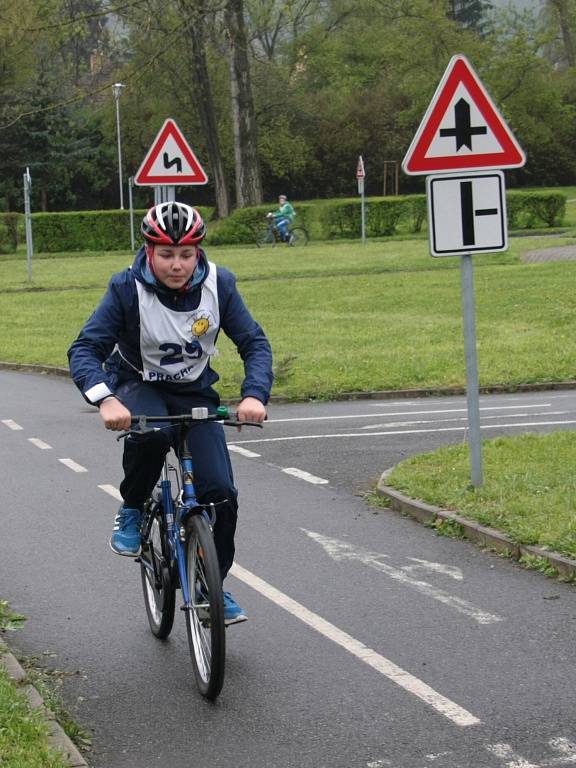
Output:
[269, 194, 296, 243]
[68, 201, 273, 625]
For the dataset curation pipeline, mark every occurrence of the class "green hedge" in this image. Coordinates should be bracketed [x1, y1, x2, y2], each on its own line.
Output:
[0, 213, 21, 253]
[506, 191, 566, 229]
[11, 190, 568, 252]
[31, 207, 214, 253]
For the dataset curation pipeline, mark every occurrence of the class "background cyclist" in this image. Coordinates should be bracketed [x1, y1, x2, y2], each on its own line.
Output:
[68, 201, 273, 625]
[269, 194, 296, 243]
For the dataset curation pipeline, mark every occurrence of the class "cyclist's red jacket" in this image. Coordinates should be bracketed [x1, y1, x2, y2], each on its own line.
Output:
[68, 246, 273, 406]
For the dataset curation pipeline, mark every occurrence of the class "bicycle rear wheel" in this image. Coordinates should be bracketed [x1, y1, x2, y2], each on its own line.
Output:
[140, 501, 176, 639]
[185, 514, 225, 699]
[289, 226, 309, 246]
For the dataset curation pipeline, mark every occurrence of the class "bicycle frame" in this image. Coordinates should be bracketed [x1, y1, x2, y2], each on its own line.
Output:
[145, 425, 212, 610]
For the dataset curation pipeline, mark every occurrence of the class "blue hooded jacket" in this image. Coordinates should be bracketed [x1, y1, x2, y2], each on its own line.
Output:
[68, 246, 273, 406]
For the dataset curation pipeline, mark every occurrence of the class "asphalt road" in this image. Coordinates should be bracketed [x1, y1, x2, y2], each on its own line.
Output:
[1, 370, 575, 768]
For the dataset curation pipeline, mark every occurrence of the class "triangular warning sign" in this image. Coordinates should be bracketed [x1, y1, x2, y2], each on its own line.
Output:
[134, 119, 208, 186]
[402, 55, 525, 175]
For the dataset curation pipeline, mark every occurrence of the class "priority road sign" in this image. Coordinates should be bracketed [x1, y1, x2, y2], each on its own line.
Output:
[402, 55, 525, 175]
[134, 119, 208, 186]
[426, 171, 507, 256]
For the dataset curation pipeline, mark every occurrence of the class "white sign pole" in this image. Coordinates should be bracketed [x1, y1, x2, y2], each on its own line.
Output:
[460, 252, 483, 487]
[23, 167, 33, 283]
[359, 178, 366, 244]
[128, 176, 135, 251]
[357, 155, 366, 244]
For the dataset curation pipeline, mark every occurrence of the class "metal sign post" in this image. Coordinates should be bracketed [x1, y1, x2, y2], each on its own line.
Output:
[460, 253, 483, 487]
[23, 168, 34, 282]
[154, 186, 176, 205]
[357, 156, 366, 244]
[128, 176, 135, 251]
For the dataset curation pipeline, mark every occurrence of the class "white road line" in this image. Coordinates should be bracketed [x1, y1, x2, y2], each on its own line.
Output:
[59, 458, 88, 473]
[304, 530, 503, 625]
[268, 404, 551, 424]
[228, 445, 261, 458]
[28, 438, 52, 450]
[230, 562, 481, 727]
[231, 419, 576, 446]
[98, 484, 123, 501]
[2, 419, 23, 430]
[282, 467, 329, 485]
[361, 410, 569, 430]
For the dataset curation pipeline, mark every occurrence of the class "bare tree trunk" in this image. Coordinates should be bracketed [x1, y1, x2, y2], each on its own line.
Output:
[224, 0, 263, 207]
[550, 0, 575, 67]
[180, 0, 230, 218]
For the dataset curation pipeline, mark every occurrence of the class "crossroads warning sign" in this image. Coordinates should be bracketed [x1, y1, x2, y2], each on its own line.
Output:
[134, 119, 208, 186]
[402, 55, 526, 175]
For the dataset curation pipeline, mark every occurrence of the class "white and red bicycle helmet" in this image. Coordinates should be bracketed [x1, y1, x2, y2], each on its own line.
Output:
[141, 202, 206, 246]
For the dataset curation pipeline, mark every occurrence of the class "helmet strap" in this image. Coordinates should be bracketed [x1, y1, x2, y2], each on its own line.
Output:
[145, 243, 157, 278]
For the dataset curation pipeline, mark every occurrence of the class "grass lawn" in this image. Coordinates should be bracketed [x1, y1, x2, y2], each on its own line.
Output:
[384, 431, 576, 562]
[0, 233, 575, 401]
[0, 601, 68, 768]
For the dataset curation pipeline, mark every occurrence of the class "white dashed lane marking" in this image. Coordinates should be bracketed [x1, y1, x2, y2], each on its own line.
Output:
[98, 484, 122, 501]
[228, 445, 261, 458]
[2, 419, 23, 430]
[28, 438, 52, 450]
[58, 458, 88, 473]
[282, 467, 329, 485]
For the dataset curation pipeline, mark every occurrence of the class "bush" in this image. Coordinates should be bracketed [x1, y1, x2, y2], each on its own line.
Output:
[206, 202, 317, 246]
[0, 213, 20, 253]
[32, 207, 215, 253]
[507, 191, 566, 229]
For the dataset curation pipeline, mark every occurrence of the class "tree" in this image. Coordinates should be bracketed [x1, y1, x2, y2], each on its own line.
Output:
[544, 0, 575, 67]
[179, 0, 231, 218]
[448, 0, 493, 32]
[225, 0, 263, 206]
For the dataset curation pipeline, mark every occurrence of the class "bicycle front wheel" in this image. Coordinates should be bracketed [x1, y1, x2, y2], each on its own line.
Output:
[255, 228, 275, 248]
[140, 501, 176, 639]
[289, 226, 309, 246]
[185, 514, 225, 700]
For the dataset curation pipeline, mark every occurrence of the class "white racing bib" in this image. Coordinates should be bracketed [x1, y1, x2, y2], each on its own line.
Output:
[136, 262, 220, 383]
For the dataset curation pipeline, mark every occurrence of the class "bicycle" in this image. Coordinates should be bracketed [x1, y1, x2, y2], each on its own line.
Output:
[117, 405, 261, 700]
[255, 214, 309, 248]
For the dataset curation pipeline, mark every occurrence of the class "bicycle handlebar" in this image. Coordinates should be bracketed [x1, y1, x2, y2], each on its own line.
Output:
[116, 406, 263, 440]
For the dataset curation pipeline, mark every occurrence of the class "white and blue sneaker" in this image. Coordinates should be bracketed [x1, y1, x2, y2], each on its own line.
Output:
[223, 592, 247, 626]
[110, 506, 142, 557]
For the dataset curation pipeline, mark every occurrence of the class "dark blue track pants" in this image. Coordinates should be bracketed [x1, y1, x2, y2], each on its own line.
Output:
[115, 377, 238, 578]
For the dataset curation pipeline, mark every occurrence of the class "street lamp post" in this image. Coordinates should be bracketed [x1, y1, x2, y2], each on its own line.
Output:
[112, 82, 126, 209]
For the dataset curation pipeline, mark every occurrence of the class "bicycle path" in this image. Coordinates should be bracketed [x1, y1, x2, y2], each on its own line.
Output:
[1, 371, 575, 768]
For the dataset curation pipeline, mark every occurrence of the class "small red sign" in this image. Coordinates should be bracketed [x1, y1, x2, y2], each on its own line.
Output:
[134, 119, 208, 186]
[356, 155, 366, 179]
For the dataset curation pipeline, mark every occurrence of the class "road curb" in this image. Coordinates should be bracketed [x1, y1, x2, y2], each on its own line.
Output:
[1, 361, 575, 402]
[0, 643, 90, 768]
[376, 469, 576, 580]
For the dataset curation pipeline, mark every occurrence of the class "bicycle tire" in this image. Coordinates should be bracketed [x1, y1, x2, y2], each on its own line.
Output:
[255, 228, 276, 248]
[289, 226, 309, 246]
[185, 514, 226, 700]
[140, 501, 176, 639]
